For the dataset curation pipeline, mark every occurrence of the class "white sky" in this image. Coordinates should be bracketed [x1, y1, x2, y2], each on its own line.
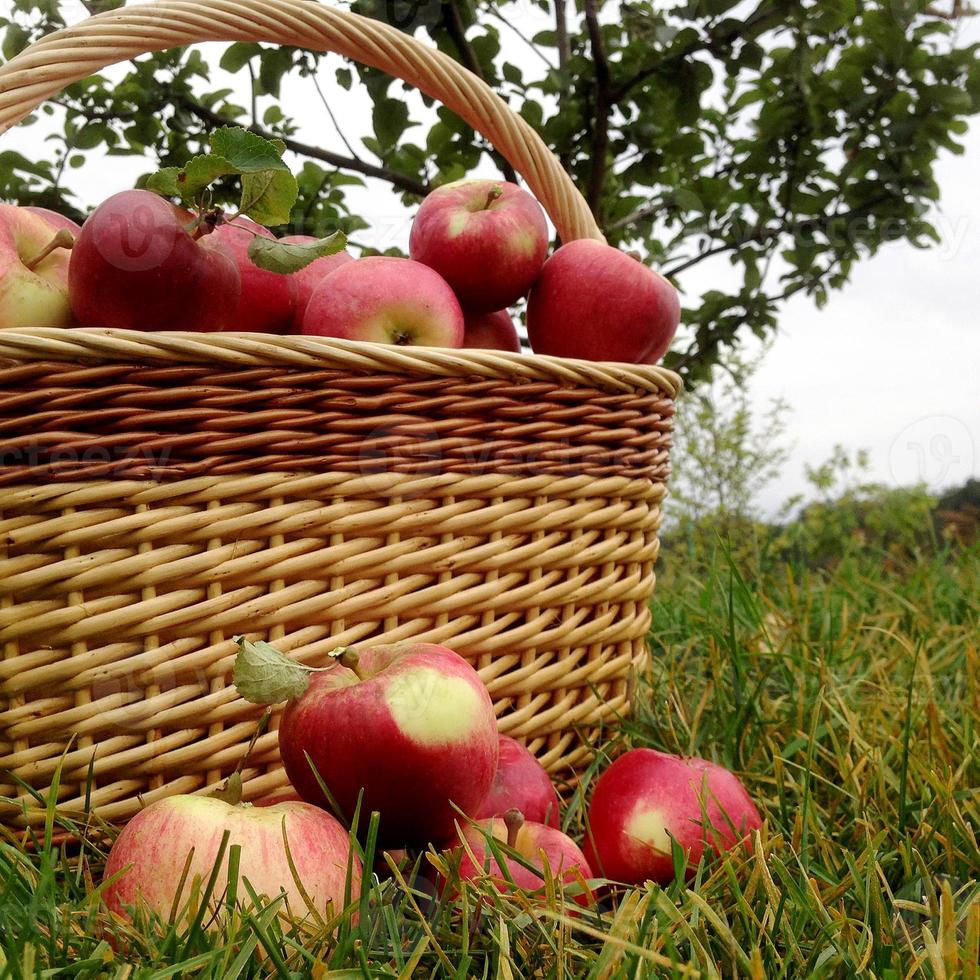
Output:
[9, 2, 978, 515]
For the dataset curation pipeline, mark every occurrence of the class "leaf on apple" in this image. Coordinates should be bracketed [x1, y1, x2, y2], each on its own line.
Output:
[239, 168, 299, 227]
[247, 231, 348, 274]
[210, 126, 289, 174]
[233, 637, 312, 704]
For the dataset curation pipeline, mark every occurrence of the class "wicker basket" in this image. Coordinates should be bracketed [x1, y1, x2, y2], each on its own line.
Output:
[0, 0, 681, 831]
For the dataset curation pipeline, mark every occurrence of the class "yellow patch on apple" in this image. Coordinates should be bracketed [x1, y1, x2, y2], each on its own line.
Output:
[447, 211, 471, 237]
[625, 805, 673, 856]
[383, 667, 483, 744]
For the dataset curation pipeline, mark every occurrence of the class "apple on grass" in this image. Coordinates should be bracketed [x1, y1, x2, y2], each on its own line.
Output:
[584, 748, 762, 886]
[473, 735, 561, 827]
[301, 256, 464, 348]
[0, 203, 76, 328]
[409, 179, 548, 313]
[102, 779, 361, 929]
[234, 640, 498, 848]
[279, 234, 353, 330]
[462, 309, 522, 353]
[526, 239, 680, 364]
[69, 189, 240, 332]
[447, 809, 593, 905]
[208, 216, 294, 333]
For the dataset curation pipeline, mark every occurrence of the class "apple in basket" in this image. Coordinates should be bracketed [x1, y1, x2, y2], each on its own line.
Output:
[24, 206, 82, 236]
[69, 188, 240, 331]
[300, 255, 464, 348]
[445, 809, 593, 904]
[234, 639, 499, 848]
[583, 748, 762, 885]
[208, 216, 295, 333]
[102, 775, 361, 928]
[462, 309, 522, 353]
[0, 203, 77, 328]
[280, 233, 353, 330]
[472, 735, 561, 827]
[409, 179, 549, 313]
[527, 239, 680, 364]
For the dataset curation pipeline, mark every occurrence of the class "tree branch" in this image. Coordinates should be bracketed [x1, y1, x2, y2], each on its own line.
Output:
[176, 95, 429, 197]
[486, 4, 555, 69]
[554, 0, 573, 172]
[441, 1, 519, 184]
[583, 0, 611, 218]
[663, 193, 895, 279]
[555, 0, 571, 72]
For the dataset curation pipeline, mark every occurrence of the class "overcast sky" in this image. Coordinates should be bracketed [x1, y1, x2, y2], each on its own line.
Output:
[11, 2, 978, 516]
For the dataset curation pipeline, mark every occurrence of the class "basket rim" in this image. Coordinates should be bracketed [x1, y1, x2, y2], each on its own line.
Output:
[0, 328, 683, 397]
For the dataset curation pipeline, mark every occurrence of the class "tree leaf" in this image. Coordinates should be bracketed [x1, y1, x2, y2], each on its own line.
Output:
[373, 97, 412, 151]
[145, 167, 182, 197]
[247, 231, 348, 274]
[177, 154, 238, 200]
[239, 168, 299, 226]
[210, 126, 288, 173]
[232, 637, 311, 705]
[220, 41, 261, 74]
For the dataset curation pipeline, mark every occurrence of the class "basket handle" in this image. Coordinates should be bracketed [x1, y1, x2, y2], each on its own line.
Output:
[0, 0, 603, 244]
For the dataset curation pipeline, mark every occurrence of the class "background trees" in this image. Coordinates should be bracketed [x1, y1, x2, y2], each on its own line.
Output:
[1, 0, 977, 380]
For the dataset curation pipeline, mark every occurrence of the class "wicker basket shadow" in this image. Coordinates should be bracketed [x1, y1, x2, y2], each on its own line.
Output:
[0, 0, 681, 831]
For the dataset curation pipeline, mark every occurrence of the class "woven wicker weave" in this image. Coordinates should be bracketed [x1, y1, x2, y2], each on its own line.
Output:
[0, 0, 681, 831]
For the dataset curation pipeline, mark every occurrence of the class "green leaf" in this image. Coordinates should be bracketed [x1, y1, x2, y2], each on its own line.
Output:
[2, 23, 29, 60]
[247, 231, 348, 273]
[239, 168, 299, 226]
[73, 122, 110, 150]
[220, 41, 261, 74]
[178, 154, 238, 200]
[232, 638, 311, 705]
[373, 97, 412, 150]
[145, 167, 182, 197]
[210, 126, 288, 173]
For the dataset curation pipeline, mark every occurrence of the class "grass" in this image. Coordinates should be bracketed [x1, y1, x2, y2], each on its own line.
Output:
[1, 539, 977, 978]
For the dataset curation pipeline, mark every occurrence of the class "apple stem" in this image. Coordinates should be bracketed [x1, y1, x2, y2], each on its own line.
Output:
[24, 228, 75, 271]
[236, 707, 273, 778]
[337, 647, 367, 680]
[483, 185, 504, 210]
[504, 808, 524, 849]
[209, 770, 244, 807]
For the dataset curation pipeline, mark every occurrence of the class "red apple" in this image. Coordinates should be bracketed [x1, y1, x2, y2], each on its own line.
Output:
[409, 179, 548, 313]
[24, 206, 82, 235]
[279, 234, 353, 330]
[103, 793, 361, 926]
[0, 204, 76, 328]
[473, 736, 561, 828]
[209, 217, 293, 333]
[462, 309, 521, 352]
[526, 240, 680, 364]
[584, 749, 762, 885]
[69, 189, 239, 331]
[279, 643, 498, 847]
[449, 810, 592, 904]
[301, 256, 463, 348]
